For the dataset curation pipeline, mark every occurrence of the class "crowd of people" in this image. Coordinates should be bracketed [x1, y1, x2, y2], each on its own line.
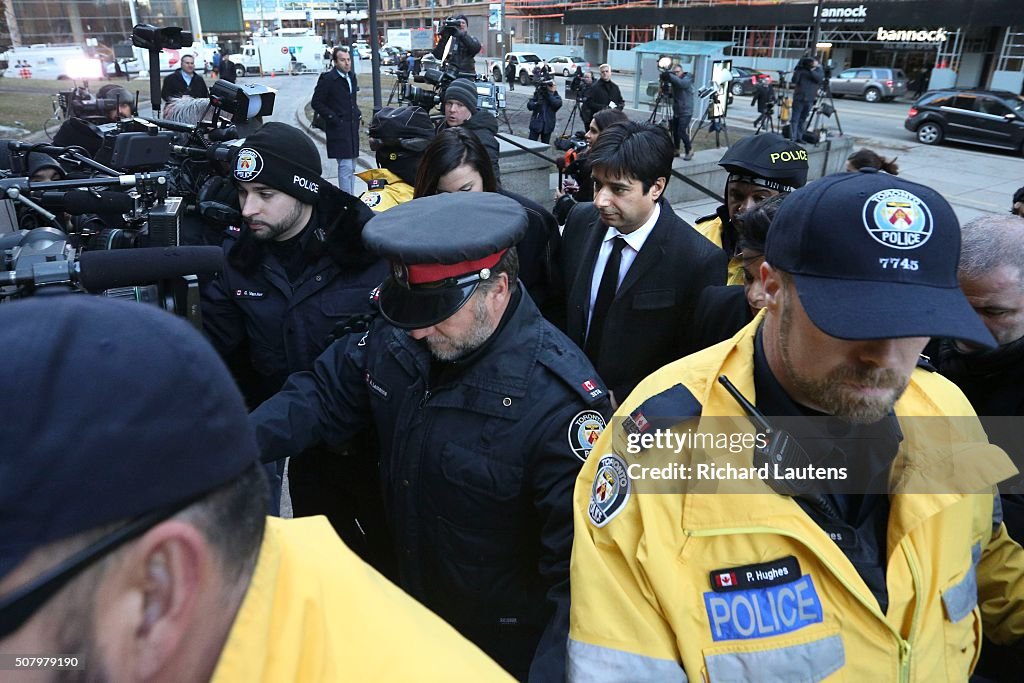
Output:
[4, 36, 1024, 683]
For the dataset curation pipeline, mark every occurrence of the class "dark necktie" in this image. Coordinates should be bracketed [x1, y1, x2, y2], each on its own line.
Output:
[585, 237, 626, 360]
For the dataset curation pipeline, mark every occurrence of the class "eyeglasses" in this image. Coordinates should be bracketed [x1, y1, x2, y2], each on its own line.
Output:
[0, 499, 192, 639]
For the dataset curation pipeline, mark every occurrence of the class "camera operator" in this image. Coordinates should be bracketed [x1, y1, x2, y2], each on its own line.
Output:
[751, 74, 776, 120]
[527, 77, 562, 144]
[661, 63, 694, 160]
[432, 14, 480, 76]
[438, 78, 500, 182]
[789, 55, 823, 143]
[95, 84, 136, 121]
[586, 65, 624, 121]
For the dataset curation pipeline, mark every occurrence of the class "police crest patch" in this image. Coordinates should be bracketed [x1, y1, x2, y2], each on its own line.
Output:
[568, 410, 606, 462]
[361, 192, 383, 208]
[233, 148, 264, 181]
[588, 454, 630, 527]
[862, 188, 933, 250]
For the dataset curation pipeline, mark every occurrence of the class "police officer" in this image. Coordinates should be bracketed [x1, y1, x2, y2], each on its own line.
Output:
[357, 105, 435, 212]
[694, 132, 808, 284]
[0, 296, 513, 681]
[200, 122, 387, 519]
[569, 171, 1024, 681]
[251, 193, 612, 682]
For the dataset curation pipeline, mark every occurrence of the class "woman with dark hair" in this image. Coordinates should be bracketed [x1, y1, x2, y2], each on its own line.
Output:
[415, 128, 563, 318]
[688, 193, 786, 353]
[845, 147, 899, 175]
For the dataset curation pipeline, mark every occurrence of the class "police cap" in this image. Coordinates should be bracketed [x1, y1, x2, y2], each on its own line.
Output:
[363, 193, 527, 329]
[718, 133, 809, 192]
[0, 296, 260, 582]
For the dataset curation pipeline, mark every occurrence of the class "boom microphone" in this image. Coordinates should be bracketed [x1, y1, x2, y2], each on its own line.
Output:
[40, 190, 135, 215]
[139, 117, 197, 133]
[77, 246, 224, 292]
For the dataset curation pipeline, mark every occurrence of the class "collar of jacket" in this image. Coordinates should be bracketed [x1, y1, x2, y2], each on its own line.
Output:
[228, 182, 377, 275]
[392, 286, 544, 402]
[935, 334, 1024, 381]
[629, 312, 1016, 539]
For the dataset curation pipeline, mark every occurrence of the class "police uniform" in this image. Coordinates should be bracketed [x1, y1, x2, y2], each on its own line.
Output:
[569, 172, 1024, 681]
[251, 193, 613, 681]
[695, 133, 808, 285]
[357, 167, 413, 212]
[0, 296, 512, 683]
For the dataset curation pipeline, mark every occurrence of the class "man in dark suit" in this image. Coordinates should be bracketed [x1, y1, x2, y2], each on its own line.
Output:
[559, 120, 726, 404]
[312, 47, 361, 195]
[160, 54, 210, 102]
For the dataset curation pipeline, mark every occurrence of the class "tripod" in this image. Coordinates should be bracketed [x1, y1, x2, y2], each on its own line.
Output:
[805, 79, 843, 143]
[693, 94, 730, 148]
[387, 73, 406, 106]
[754, 103, 776, 134]
[560, 96, 581, 138]
[647, 85, 673, 132]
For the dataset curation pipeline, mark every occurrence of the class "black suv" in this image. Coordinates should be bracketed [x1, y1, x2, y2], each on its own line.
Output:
[905, 89, 1024, 152]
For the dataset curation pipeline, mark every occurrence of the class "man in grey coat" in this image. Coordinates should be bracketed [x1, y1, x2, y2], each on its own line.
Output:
[664, 64, 694, 160]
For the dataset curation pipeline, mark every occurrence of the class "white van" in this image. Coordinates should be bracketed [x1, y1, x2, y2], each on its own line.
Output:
[2, 44, 103, 80]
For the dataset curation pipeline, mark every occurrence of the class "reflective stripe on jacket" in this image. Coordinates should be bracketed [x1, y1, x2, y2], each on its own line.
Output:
[569, 316, 1024, 683]
[211, 516, 513, 682]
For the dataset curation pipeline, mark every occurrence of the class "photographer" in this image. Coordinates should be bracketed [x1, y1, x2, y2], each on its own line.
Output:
[432, 14, 480, 76]
[553, 108, 628, 223]
[95, 84, 136, 121]
[661, 63, 694, 160]
[750, 73, 776, 128]
[790, 55, 823, 143]
[527, 78, 562, 144]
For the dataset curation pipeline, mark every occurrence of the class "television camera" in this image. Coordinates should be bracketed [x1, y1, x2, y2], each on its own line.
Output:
[392, 37, 505, 117]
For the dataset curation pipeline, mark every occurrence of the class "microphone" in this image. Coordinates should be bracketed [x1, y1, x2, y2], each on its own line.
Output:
[39, 190, 135, 215]
[139, 117, 197, 133]
[77, 246, 224, 292]
[171, 145, 233, 162]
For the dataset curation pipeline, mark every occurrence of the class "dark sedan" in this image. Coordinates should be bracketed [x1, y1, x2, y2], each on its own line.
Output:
[905, 89, 1024, 153]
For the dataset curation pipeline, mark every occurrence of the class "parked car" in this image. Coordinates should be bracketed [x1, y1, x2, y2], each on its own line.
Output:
[729, 66, 772, 96]
[489, 52, 549, 85]
[829, 66, 907, 102]
[548, 55, 590, 77]
[904, 89, 1024, 152]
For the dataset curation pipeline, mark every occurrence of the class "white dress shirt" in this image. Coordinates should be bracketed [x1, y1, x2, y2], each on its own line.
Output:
[586, 202, 661, 336]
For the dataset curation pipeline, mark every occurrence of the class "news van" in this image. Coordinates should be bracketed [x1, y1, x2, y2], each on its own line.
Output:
[2, 44, 104, 80]
[228, 34, 325, 77]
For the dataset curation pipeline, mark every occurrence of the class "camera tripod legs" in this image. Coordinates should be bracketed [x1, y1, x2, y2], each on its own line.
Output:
[754, 109, 776, 135]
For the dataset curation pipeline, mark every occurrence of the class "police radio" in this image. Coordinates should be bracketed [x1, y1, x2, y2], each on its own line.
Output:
[717, 375, 815, 496]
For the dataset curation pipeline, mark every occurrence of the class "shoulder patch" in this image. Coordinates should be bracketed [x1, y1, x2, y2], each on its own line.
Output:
[361, 191, 383, 208]
[569, 410, 606, 462]
[224, 224, 242, 237]
[368, 177, 388, 190]
[537, 344, 609, 407]
[588, 454, 631, 527]
[916, 354, 936, 372]
[622, 383, 703, 445]
[695, 212, 719, 225]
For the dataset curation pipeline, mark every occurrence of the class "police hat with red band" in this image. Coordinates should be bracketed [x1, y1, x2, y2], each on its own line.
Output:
[362, 193, 528, 329]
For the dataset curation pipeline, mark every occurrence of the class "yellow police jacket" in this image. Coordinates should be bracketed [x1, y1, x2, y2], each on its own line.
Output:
[357, 168, 413, 213]
[211, 516, 513, 682]
[569, 317, 1024, 683]
[694, 214, 744, 286]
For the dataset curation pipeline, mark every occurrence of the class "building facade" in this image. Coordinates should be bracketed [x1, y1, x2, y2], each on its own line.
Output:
[509, 0, 1024, 93]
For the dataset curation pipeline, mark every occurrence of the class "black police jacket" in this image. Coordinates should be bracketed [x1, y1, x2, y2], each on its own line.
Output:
[200, 185, 387, 401]
[251, 290, 612, 682]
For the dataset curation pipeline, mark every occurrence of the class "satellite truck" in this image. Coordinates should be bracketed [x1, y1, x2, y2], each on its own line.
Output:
[228, 31, 325, 78]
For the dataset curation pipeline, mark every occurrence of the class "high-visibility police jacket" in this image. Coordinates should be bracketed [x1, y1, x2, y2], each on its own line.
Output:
[569, 317, 1024, 683]
[211, 516, 513, 682]
[357, 168, 414, 213]
[694, 209, 744, 286]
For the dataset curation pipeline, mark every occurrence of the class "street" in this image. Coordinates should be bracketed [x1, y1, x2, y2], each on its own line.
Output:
[255, 63, 1020, 223]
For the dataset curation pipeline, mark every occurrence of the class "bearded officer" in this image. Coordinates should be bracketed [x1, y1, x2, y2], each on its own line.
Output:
[695, 133, 808, 285]
[569, 170, 1024, 681]
[251, 192, 612, 682]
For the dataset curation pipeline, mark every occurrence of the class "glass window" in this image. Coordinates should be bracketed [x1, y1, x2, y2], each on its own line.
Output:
[856, 70, 873, 78]
[838, 69, 857, 79]
[951, 95, 977, 111]
[980, 98, 1011, 116]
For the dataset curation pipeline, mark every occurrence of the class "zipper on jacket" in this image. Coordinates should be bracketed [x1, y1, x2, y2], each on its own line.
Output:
[898, 536, 923, 683]
[688, 526, 916, 676]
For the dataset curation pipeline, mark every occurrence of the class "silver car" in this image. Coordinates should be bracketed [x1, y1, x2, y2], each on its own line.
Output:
[829, 67, 907, 103]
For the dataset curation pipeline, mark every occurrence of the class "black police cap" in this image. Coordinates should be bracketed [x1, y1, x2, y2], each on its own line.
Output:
[719, 133, 809, 191]
[362, 193, 528, 329]
[0, 296, 260, 581]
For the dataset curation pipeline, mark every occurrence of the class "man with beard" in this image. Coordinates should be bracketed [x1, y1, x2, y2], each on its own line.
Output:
[251, 193, 612, 681]
[927, 213, 1024, 683]
[569, 170, 1024, 681]
[200, 123, 387, 529]
[0, 296, 514, 682]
